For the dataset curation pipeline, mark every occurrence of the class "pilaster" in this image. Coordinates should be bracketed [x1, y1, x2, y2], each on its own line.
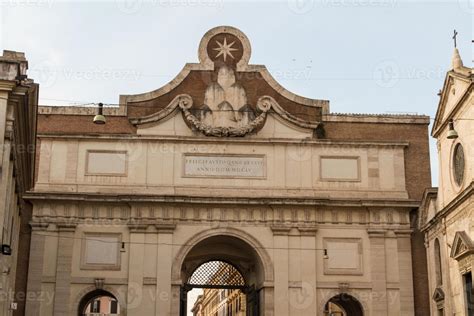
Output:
[52, 223, 76, 316]
[395, 230, 415, 315]
[367, 229, 388, 314]
[155, 224, 175, 316]
[126, 224, 146, 316]
[272, 226, 290, 316]
[24, 223, 47, 316]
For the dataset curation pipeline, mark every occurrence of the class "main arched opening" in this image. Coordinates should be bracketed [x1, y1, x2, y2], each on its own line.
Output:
[78, 289, 120, 316]
[324, 293, 364, 316]
[179, 234, 266, 316]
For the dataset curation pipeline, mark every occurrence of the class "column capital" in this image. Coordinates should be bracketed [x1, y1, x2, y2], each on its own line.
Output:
[298, 227, 318, 236]
[270, 225, 292, 236]
[367, 228, 385, 238]
[57, 223, 77, 232]
[394, 229, 413, 237]
[156, 223, 176, 234]
[29, 221, 49, 232]
[127, 223, 148, 233]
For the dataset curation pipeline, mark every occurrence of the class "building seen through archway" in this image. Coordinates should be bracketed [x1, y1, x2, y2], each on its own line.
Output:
[78, 290, 120, 316]
[323, 294, 364, 316]
[189, 261, 246, 316]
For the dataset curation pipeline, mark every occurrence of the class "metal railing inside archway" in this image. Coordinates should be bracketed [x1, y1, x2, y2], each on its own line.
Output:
[182, 260, 259, 316]
[187, 260, 246, 290]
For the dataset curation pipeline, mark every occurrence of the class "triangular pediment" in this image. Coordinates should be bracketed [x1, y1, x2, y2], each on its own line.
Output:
[432, 70, 473, 137]
[123, 26, 329, 138]
[450, 231, 474, 260]
[432, 287, 445, 302]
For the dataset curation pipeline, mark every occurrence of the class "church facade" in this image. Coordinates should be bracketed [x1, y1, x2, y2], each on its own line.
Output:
[418, 48, 473, 315]
[24, 26, 432, 315]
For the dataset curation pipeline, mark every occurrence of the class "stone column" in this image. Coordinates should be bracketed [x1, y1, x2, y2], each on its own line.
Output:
[395, 230, 414, 315]
[368, 229, 388, 314]
[52, 224, 76, 316]
[24, 223, 47, 316]
[156, 224, 175, 316]
[272, 226, 290, 316]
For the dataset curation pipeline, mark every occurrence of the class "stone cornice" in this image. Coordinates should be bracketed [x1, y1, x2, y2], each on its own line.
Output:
[421, 182, 473, 232]
[36, 133, 409, 148]
[24, 191, 421, 208]
[324, 113, 430, 124]
[38, 105, 126, 116]
[0, 80, 17, 91]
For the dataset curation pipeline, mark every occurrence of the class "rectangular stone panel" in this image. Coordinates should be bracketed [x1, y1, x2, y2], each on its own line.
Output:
[81, 233, 121, 270]
[183, 154, 266, 179]
[323, 238, 363, 275]
[86, 150, 127, 176]
[320, 156, 360, 181]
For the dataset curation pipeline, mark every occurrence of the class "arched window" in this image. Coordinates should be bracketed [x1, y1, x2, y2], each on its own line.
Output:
[434, 239, 443, 286]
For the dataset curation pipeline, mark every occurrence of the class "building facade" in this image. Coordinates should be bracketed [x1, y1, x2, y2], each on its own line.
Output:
[419, 48, 473, 315]
[25, 26, 432, 316]
[0, 50, 39, 316]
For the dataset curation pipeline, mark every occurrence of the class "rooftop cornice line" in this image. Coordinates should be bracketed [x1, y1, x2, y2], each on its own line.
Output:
[23, 191, 421, 208]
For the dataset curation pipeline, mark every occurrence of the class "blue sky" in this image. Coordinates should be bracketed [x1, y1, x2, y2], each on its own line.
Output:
[1, 0, 472, 185]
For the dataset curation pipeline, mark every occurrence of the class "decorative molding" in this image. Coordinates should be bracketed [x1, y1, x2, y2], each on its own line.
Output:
[270, 225, 292, 236]
[127, 223, 148, 233]
[394, 229, 413, 237]
[57, 223, 77, 232]
[36, 133, 410, 149]
[422, 182, 474, 232]
[143, 277, 157, 285]
[155, 223, 176, 234]
[324, 113, 430, 124]
[94, 278, 105, 290]
[338, 282, 350, 293]
[25, 192, 421, 209]
[30, 222, 49, 231]
[450, 231, 474, 261]
[298, 227, 318, 236]
[367, 229, 385, 238]
[432, 287, 445, 310]
[130, 93, 320, 137]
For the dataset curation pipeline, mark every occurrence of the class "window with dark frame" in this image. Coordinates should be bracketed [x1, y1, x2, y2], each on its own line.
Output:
[453, 143, 465, 186]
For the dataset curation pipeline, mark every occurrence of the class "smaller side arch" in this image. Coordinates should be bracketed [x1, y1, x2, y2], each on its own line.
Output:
[72, 285, 127, 316]
[319, 291, 367, 316]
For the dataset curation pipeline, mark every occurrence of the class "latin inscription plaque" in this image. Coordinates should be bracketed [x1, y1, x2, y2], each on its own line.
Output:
[183, 154, 266, 179]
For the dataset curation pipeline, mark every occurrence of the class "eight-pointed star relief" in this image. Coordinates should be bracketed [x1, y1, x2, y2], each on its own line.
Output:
[213, 37, 238, 62]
